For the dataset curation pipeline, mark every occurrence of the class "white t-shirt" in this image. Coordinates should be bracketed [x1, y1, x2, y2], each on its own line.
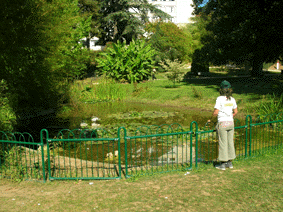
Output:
[214, 96, 237, 122]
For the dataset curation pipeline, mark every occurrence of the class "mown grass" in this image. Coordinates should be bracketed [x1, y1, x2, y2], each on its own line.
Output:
[1, 146, 282, 212]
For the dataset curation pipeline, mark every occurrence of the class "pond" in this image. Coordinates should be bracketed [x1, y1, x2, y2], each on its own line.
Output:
[50, 101, 216, 164]
[61, 101, 213, 133]
[49, 101, 247, 166]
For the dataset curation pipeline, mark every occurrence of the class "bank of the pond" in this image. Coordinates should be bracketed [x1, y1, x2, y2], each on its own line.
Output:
[64, 79, 248, 129]
[59, 72, 283, 132]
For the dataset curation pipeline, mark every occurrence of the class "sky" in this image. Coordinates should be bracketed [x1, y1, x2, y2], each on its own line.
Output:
[199, 0, 208, 7]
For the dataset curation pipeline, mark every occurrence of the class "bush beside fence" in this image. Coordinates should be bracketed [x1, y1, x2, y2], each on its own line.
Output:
[1, 113, 282, 182]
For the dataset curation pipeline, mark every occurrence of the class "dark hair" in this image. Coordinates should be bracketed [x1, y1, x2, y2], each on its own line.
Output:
[219, 88, 233, 100]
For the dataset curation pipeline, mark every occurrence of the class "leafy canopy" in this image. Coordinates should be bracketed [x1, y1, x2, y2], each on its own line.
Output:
[0, 0, 91, 134]
[97, 0, 171, 45]
[192, 0, 283, 75]
[145, 22, 194, 63]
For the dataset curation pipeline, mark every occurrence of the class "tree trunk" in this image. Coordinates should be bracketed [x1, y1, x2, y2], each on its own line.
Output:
[251, 59, 263, 77]
[244, 60, 251, 72]
[86, 37, 90, 49]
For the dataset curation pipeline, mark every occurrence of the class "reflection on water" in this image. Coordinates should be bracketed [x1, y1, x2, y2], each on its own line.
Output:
[57, 134, 194, 166]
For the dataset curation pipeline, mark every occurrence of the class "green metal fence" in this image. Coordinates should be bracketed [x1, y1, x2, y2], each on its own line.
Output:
[122, 123, 192, 178]
[41, 128, 122, 180]
[0, 131, 45, 182]
[247, 114, 283, 156]
[1, 113, 283, 182]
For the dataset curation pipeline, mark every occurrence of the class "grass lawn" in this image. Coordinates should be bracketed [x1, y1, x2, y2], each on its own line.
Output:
[1, 69, 283, 212]
[1, 147, 282, 212]
[69, 69, 283, 119]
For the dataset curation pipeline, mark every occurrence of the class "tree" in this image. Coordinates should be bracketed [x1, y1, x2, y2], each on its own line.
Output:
[145, 21, 194, 63]
[97, 0, 171, 45]
[78, 0, 102, 48]
[184, 13, 212, 73]
[159, 59, 186, 87]
[0, 0, 91, 133]
[192, 0, 283, 76]
[184, 14, 212, 53]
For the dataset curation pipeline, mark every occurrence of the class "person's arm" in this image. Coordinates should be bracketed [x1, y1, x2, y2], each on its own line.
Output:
[213, 109, 219, 117]
[208, 109, 219, 123]
[233, 108, 238, 117]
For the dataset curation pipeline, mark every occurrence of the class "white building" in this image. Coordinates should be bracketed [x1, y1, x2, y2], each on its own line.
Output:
[80, 37, 105, 51]
[148, 0, 195, 25]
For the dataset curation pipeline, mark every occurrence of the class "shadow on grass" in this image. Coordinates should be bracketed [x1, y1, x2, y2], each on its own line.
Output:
[183, 74, 283, 97]
[164, 84, 181, 89]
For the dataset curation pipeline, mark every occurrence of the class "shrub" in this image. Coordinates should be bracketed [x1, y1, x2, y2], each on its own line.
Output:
[255, 94, 283, 116]
[0, 145, 42, 181]
[192, 86, 203, 99]
[0, 80, 15, 132]
[95, 39, 157, 83]
[159, 59, 186, 87]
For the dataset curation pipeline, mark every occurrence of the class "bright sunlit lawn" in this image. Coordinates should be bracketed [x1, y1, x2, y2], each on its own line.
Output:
[1, 147, 282, 212]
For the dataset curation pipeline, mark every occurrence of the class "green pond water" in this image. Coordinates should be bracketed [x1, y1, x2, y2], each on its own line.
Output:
[64, 101, 212, 131]
[53, 101, 222, 163]
[53, 101, 250, 164]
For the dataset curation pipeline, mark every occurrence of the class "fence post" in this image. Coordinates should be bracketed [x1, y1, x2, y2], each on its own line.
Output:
[43, 129, 52, 181]
[118, 127, 127, 178]
[245, 115, 252, 157]
[40, 129, 47, 183]
[190, 121, 198, 168]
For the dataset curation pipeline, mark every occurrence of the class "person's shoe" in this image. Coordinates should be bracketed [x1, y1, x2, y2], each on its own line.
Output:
[215, 162, 226, 170]
[226, 161, 233, 169]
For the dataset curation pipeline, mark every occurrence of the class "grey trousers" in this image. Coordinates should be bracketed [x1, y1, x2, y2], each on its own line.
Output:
[216, 121, 236, 161]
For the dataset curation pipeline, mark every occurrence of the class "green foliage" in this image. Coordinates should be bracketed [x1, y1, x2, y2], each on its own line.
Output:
[0, 80, 16, 132]
[191, 86, 203, 99]
[0, 146, 41, 182]
[263, 62, 274, 70]
[254, 94, 283, 116]
[184, 14, 214, 72]
[78, 0, 102, 38]
[0, 0, 91, 132]
[37, 0, 92, 81]
[191, 49, 210, 73]
[69, 76, 131, 104]
[159, 59, 186, 87]
[192, 0, 283, 75]
[96, 39, 157, 83]
[98, 0, 171, 44]
[184, 14, 212, 52]
[93, 76, 130, 101]
[145, 22, 194, 63]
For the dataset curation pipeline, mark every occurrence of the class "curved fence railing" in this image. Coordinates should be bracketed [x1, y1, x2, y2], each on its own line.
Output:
[123, 123, 192, 178]
[0, 131, 45, 182]
[1, 114, 283, 182]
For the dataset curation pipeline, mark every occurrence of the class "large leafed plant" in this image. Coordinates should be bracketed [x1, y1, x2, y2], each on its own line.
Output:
[96, 39, 156, 83]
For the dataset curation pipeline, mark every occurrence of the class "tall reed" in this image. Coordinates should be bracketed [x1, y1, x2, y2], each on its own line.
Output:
[255, 94, 283, 116]
[94, 76, 131, 101]
[70, 76, 132, 103]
